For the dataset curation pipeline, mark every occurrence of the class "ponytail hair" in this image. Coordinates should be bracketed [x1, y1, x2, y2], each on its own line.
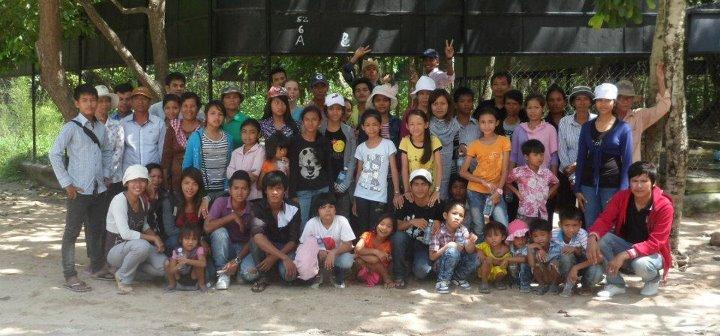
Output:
[407, 109, 433, 165]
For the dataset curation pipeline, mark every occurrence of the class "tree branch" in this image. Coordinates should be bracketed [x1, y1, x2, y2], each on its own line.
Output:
[109, 0, 148, 15]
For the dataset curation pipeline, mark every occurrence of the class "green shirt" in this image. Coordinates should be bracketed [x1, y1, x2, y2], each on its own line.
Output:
[223, 111, 249, 149]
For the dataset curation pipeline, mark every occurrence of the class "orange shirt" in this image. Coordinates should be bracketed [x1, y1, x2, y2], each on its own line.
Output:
[360, 231, 392, 266]
[466, 136, 511, 193]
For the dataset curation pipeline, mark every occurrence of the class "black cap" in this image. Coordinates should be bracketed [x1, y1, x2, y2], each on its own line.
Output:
[422, 49, 439, 59]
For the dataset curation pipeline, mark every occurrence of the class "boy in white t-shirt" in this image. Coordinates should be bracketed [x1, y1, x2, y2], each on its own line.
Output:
[300, 192, 356, 288]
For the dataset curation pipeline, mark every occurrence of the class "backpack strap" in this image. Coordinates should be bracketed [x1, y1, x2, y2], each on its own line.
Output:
[70, 120, 101, 147]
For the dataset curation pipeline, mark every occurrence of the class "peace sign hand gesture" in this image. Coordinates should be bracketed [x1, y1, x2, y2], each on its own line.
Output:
[445, 39, 455, 59]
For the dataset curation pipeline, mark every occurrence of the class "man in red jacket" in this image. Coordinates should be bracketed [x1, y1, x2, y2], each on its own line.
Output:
[586, 161, 673, 297]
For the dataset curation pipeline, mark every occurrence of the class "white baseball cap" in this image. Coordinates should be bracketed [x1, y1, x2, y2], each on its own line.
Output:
[409, 168, 433, 184]
[411, 76, 436, 95]
[324, 92, 345, 107]
[594, 83, 618, 100]
[122, 164, 149, 185]
[95, 85, 119, 109]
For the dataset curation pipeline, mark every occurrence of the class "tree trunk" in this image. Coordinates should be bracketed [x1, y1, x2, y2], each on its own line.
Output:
[79, 0, 163, 99]
[35, 0, 77, 122]
[482, 56, 496, 100]
[147, 0, 169, 87]
[641, 0, 669, 167]
[659, 0, 688, 253]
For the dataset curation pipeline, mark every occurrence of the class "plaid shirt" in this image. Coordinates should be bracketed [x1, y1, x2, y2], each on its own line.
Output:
[551, 228, 589, 250]
[429, 224, 469, 252]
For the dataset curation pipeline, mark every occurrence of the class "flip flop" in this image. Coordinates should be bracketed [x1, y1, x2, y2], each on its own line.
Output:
[64, 281, 92, 292]
[91, 271, 115, 281]
[251, 280, 268, 293]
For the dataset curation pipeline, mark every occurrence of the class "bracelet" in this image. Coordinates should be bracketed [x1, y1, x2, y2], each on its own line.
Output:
[495, 188, 504, 195]
[394, 191, 401, 195]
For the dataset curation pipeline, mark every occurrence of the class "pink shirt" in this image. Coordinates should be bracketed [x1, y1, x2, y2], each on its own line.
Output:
[507, 165, 559, 220]
[226, 143, 265, 200]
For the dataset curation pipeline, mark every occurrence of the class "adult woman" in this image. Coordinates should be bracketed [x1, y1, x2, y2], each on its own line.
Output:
[284, 79, 304, 122]
[183, 100, 235, 196]
[544, 84, 569, 129]
[163, 93, 201, 191]
[259, 87, 299, 140]
[575, 83, 633, 227]
[429, 89, 461, 199]
[162, 167, 206, 251]
[105, 165, 166, 294]
[500, 89, 528, 138]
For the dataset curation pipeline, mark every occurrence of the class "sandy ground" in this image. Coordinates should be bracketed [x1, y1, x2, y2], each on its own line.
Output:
[0, 180, 719, 336]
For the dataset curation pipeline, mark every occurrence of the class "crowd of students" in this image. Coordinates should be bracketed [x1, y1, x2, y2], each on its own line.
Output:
[49, 47, 674, 299]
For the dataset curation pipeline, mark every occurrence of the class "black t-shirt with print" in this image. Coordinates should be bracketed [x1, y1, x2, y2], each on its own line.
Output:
[394, 198, 444, 242]
[324, 128, 346, 181]
[289, 134, 332, 195]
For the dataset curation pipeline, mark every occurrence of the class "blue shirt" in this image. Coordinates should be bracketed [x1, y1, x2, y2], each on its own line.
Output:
[121, 113, 166, 173]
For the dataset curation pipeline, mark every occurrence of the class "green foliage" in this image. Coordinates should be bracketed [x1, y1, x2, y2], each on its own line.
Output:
[589, 0, 655, 29]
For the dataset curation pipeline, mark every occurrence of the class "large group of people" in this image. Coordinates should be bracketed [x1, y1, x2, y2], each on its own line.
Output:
[49, 46, 674, 299]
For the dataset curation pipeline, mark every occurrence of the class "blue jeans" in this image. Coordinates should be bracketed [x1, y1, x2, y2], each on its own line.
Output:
[328, 252, 355, 284]
[391, 231, 432, 281]
[296, 187, 329, 231]
[508, 263, 532, 288]
[210, 227, 259, 283]
[250, 240, 297, 282]
[558, 253, 604, 287]
[467, 190, 509, 236]
[581, 185, 618, 229]
[599, 233, 663, 287]
[434, 245, 479, 282]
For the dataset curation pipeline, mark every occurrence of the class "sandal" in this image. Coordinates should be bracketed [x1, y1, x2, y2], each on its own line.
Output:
[394, 279, 407, 289]
[91, 271, 115, 281]
[251, 280, 269, 293]
[64, 280, 92, 292]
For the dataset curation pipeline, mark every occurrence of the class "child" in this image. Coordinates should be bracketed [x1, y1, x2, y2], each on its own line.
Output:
[460, 106, 511, 235]
[353, 110, 403, 236]
[506, 139, 559, 221]
[322, 93, 357, 219]
[554, 207, 603, 297]
[429, 202, 478, 294]
[354, 215, 396, 288]
[259, 131, 290, 189]
[359, 84, 401, 147]
[165, 227, 207, 292]
[505, 219, 532, 293]
[527, 218, 562, 295]
[227, 119, 265, 202]
[476, 221, 511, 293]
[300, 193, 356, 289]
[399, 109, 443, 203]
[428, 89, 461, 199]
[448, 174, 470, 226]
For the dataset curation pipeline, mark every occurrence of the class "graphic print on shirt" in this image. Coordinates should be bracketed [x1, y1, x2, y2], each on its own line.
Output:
[331, 139, 345, 159]
[359, 153, 384, 191]
[299, 147, 321, 179]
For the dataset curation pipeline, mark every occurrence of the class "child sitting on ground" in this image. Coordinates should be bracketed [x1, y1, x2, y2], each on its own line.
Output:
[527, 218, 562, 295]
[165, 227, 207, 292]
[506, 139, 559, 221]
[476, 221, 511, 293]
[554, 207, 602, 297]
[354, 214, 396, 288]
[429, 202, 479, 294]
[505, 219, 532, 293]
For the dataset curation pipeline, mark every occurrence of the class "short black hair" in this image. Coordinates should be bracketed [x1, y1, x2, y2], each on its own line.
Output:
[312, 192, 337, 217]
[453, 86, 475, 102]
[240, 118, 261, 133]
[264, 131, 290, 161]
[301, 104, 323, 121]
[180, 92, 201, 109]
[145, 163, 163, 174]
[545, 83, 567, 101]
[528, 218, 552, 235]
[444, 200, 466, 214]
[205, 100, 226, 116]
[162, 94, 181, 108]
[449, 174, 468, 187]
[628, 161, 657, 185]
[504, 89, 523, 105]
[475, 105, 499, 120]
[360, 109, 382, 125]
[73, 84, 98, 100]
[491, 71, 512, 86]
[352, 77, 374, 93]
[559, 206, 584, 223]
[165, 72, 186, 86]
[521, 139, 545, 156]
[484, 220, 508, 239]
[229, 169, 251, 187]
[115, 82, 134, 94]
[269, 67, 286, 79]
[178, 226, 200, 243]
[262, 170, 288, 191]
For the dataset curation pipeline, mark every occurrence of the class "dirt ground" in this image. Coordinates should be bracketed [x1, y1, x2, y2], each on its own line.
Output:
[0, 181, 718, 336]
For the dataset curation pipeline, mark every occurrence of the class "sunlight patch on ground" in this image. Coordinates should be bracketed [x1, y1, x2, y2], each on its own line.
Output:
[0, 268, 23, 275]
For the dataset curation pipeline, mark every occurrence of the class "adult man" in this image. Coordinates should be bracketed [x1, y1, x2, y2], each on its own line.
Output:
[616, 63, 671, 162]
[420, 40, 455, 90]
[149, 72, 187, 119]
[307, 73, 329, 108]
[248, 171, 300, 292]
[474, 72, 512, 121]
[347, 77, 374, 128]
[48, 84, 113, 292]
[586, 161, 673, 297]
[270, 67, 287, 88]
[94, 85, 125, 197]
[112, 83, 134, 120]
[121, 86, 166, 173]
[221, 86, 249, 149]
[341, 45, 386, 85]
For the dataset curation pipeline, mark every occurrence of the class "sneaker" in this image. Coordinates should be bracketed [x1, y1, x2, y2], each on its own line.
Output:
[519, 284, 531, 293]
[215, 274, 230, 290]
[333, 281, 346, 289]
[535, 285, 549, 295]
[452, 279, 472, 290]
[310, 275, 323, 289]
[435, 281, 451, 294]
[597, 284, 627, 298]
[478, 282, 491, 294]
[495, 282, 507, 290]
[640, 278, 660, 296]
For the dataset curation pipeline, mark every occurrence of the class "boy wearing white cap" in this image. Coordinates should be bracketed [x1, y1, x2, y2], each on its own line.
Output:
[321, 93, 357, 218]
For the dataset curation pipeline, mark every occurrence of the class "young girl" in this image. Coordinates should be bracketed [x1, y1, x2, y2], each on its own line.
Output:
[145, 163, 168, 238]
[165, 227, 207, 291]
[476, 221, 511, 293]
[429, 202, 478, 294]
[399, 109, 443, 203]
[400, 75, 435, 138]
[460, 107, 511, 235]
[259, 131, 290, 187]
[505, 219, 532, 293]
[506, 139, 559, 221]
[354, 215, 396, 288]
[284, 79, 304, 121]
[289, 105, 333, 228]
[353, 110, 403, 236]
[359, 84, 401, 147]
[259, 90, 299, 140]
[227, 119, 265, 202]
[183, 100, 234, 196]
[527, 218, 562, 295]
[162, 167, 206, 252]
[429, 89, 461, 199]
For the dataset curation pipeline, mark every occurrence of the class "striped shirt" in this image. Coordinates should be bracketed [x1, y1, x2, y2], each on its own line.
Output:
[551, 227, 589, 250]
[49, 114, 113, 195]
[201, 131, 229, 191]
[558, 112, 597, 175]
[104, 118, 125, 183]
[121, 114, 166, 173]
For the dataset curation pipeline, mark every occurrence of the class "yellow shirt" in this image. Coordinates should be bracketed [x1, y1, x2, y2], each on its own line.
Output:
[476, 242, 511, 281]
[399, 135, 442, 176]
[466, 136, 511, 193]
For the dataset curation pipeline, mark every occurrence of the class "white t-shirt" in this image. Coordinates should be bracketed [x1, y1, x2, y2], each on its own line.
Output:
[353, 138, 396, 203]
[300, 215, 356, 248]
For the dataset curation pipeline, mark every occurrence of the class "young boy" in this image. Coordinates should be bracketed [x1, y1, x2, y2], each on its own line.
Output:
[506, 139, 559, 221]
[429, 202, 478, 294]
[321, 93, 357, 219]
[48, 84, 114, 292]
[554, 207, 604, 297]
[149, 72, 187, 119]
[300, 193, 356, 288]
[527, 218, 562, 295]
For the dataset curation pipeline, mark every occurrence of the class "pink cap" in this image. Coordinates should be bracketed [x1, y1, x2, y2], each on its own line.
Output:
[505, 219, 529, 242]
[267, 86, 288, 98]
